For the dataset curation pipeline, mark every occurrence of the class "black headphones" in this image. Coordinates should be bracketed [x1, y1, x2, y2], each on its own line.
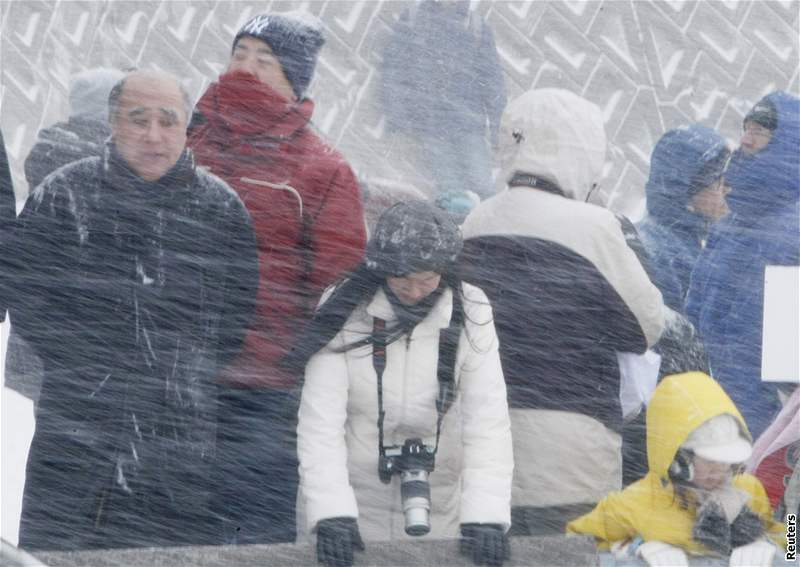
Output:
[668, 448, 695, 485]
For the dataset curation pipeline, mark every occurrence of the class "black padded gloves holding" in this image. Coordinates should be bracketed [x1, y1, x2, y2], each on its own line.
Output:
[693, 501, 765, 556]
[316, 518, 509, 566]
[316, 517, 365, 567]
[460, 523, 510, 566]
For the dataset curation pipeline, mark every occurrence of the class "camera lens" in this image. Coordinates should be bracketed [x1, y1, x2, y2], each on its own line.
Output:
[400, 470, 431, 536]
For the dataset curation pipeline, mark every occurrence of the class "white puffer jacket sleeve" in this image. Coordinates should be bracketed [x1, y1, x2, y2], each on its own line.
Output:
[458, 285, 513, 529]
[297, 334, 359, 529]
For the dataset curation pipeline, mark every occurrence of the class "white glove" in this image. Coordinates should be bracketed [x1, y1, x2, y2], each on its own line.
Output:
[729, 540, 776, 567]
[637, 541, 690, 567]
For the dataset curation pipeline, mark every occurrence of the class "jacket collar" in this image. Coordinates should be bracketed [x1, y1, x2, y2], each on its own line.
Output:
[508, 172, 565, 197]
[103, 141, 196, 199]
[366, 286, 453, 333]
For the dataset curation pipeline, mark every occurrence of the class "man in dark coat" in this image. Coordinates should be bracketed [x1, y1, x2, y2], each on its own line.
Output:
[13, 70, 259, 551]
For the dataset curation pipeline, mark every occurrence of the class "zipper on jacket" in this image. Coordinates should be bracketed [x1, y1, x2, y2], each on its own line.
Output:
[401, 332, 411, 426]
[94, 487, 109, 528]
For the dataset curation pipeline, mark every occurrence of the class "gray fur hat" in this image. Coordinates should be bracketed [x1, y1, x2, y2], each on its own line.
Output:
[366, 200, 462, 277]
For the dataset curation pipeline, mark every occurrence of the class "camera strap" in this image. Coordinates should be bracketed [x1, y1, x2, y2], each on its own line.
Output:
[372, 316, 458, 459]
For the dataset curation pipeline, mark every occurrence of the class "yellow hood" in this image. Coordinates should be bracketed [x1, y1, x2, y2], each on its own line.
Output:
[646, 372, 752, 478]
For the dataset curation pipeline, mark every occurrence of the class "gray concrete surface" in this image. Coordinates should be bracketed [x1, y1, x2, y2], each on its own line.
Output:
[34, 535, 599, 566]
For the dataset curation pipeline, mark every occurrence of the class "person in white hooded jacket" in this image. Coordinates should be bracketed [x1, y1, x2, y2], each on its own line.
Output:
[290, 201, 513, 567]
[459, 89, 665, 536]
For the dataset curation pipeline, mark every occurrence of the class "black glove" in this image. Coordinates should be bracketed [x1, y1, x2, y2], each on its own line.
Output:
[692, 501, 731, 556]
[316, 517, 365, 567]
[730, 506, 765, 548]
[460, 523, 510, 567]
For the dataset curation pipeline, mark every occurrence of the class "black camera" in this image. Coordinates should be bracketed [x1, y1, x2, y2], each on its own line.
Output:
[378, 438, 436, 536]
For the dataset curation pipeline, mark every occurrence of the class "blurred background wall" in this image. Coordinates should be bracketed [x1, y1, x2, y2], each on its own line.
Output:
[1, 0, 798, 220]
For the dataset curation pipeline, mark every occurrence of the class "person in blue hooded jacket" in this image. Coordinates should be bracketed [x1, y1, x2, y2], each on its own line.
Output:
[686, 91, 800, 439]
[637, 124, 731, 313]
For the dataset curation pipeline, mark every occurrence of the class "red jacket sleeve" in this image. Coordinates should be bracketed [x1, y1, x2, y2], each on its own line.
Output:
[307, 161, 366, 293]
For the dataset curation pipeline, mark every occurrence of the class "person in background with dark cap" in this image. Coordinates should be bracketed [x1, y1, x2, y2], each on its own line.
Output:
[12, 70, 259, 551]
[188, 11, 366, 545]
[290, 200, 512, 567]
[740, 97, 778, 156]
[24, 68, 124, 191]
[637, 124, 731, 313]
[687, 91, 800, 439]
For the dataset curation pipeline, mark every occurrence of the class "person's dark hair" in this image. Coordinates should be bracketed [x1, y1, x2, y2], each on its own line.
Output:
[282, 261, 468, 373]
[744, 96, 778, 132]
[366, 200, 463, 277]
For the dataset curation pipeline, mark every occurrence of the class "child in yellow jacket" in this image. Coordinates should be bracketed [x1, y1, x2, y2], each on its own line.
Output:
[567, 372, 784, 566]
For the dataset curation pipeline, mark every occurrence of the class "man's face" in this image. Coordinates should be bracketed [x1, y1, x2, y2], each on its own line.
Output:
[740, 120, 773, 155]
[112, 74, 187, 182]
[228, 36, 296, 101]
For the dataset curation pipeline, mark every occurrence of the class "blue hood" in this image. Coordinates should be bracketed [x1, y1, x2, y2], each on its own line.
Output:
[726, 91, 800, 220]
[645, 124, 729, 237]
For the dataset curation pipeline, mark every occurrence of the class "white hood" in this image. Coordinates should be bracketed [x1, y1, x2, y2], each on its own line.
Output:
[498, 88, 606, 201]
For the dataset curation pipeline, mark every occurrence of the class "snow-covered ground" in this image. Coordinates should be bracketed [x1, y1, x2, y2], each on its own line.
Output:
[1, 318, 35, 546]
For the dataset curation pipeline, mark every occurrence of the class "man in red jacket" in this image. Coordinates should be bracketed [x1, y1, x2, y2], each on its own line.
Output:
[188, 12, 366, 544]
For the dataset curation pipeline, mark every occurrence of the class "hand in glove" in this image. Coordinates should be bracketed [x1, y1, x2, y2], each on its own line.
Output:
[636, 541, 689, 567]
[729, 540, 776, 567]
[692, 500, 731, 556]
[460, 523, 510, 566]
[729, 506, 765, 548]
[316, 517, 365, 567]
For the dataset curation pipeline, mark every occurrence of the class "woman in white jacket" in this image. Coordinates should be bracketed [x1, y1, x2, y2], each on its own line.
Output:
[291, 201, 513, 567]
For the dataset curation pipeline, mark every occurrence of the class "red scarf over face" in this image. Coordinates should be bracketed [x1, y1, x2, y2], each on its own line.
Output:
[195, 70, 313, 141]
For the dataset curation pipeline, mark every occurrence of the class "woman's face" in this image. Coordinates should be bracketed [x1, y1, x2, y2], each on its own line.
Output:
[386, 271, 442, 306]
